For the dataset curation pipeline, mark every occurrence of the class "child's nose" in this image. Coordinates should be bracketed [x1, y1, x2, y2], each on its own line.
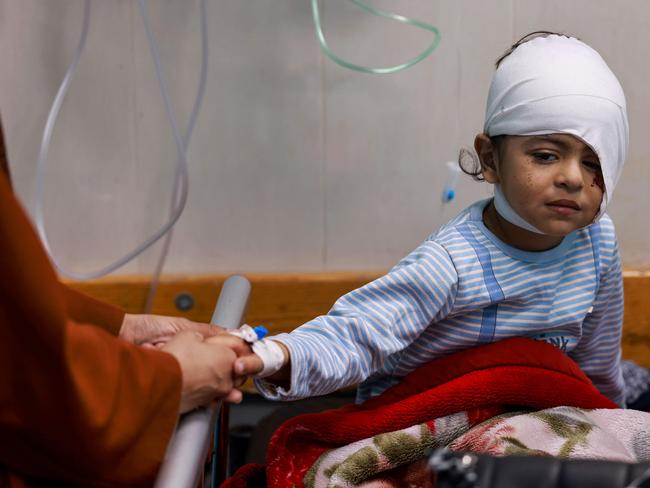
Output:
[555, 158, 584, 191]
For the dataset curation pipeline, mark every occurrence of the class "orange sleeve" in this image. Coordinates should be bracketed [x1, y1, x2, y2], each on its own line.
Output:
[0, 173, 182, 486]
[61, 285, 125, 336]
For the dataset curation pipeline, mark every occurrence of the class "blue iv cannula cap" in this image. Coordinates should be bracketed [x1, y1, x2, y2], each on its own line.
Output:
[254, 326, 269, 340]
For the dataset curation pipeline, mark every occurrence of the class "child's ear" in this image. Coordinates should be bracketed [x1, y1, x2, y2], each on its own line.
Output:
[474, 134, 499, 184]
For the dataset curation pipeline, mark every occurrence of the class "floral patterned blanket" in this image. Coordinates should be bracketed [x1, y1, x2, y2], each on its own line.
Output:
[305, 406, 650, 488]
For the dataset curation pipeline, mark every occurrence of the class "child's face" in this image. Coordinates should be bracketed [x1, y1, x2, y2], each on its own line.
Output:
[479, 133, 604, 236]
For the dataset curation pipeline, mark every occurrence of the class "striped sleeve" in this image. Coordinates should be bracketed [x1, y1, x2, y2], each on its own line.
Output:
[568, 234, 625, 406]
[255, 240, 458, 400]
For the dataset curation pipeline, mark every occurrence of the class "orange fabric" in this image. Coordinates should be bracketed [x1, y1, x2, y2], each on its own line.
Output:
[0, 121, 11, 189]
[0, 170, 182, 486]
[62, 286, 125, 336]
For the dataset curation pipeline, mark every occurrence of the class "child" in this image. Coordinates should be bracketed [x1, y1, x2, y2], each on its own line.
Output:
[232, 32, 629, 406]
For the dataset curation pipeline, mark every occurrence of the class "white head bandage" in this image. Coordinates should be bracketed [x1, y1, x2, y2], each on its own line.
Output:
[484, 34, 629, 231]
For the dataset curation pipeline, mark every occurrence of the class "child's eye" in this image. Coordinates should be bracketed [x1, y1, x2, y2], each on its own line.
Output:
[582, 161, 601, 172]
[532, 152, 557, 162]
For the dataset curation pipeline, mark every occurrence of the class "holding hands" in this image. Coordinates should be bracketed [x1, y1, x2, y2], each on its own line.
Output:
[118, 314, 289, 413]
[161, 331, 242, 412]
[208, 333, 291, 387]
[118, 314, 245, 413]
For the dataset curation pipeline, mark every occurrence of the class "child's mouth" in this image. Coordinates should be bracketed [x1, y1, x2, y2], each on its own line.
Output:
[546, 199, 581, 216]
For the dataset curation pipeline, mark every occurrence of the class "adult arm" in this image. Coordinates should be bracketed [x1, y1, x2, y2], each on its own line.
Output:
[0, 174, 181, 486]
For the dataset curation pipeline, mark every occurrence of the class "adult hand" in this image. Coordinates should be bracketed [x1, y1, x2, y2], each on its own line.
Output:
[161, 331, 241, 413]
[205, 334, 255, 358]
[119, 313, 222, 346]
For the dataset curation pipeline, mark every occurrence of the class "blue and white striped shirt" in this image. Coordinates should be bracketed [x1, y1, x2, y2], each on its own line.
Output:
[258, 199, 625, 406]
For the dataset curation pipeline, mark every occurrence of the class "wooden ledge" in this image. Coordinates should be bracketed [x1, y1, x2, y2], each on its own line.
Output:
[66, 271, 650, 367]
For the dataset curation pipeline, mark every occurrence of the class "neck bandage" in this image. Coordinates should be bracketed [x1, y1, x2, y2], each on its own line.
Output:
[493, 183, 545, 233]
[483, 35, 629, 232]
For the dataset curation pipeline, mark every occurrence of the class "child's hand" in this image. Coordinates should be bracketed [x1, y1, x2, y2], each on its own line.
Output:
[205, 334, 262, 386]
[207, 335, 289, 384]
[234, 340, 289, 385]
[233, 351, 264, 377]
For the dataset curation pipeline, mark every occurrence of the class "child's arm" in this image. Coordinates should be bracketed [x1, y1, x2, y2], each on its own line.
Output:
[568, 237, 625, 406]
[240, 240, 459, 401]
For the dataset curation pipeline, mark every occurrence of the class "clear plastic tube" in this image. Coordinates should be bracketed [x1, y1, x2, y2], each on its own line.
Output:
[143, 0, 209, 312]
[34, 0, 206, 282]
[438, 160, 461, 226]
[312, 0, 441, 75]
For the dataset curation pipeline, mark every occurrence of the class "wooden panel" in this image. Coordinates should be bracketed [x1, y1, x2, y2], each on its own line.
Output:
[66, 272, 378, 328]
[67, 271, 650, 367]
[620, 273, 650, 367]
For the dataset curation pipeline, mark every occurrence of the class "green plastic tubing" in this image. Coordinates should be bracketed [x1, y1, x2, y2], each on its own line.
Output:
[312, 0, 441, 74]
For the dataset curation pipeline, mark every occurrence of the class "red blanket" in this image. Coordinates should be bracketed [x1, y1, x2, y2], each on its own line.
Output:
[223, 338, 617, 488]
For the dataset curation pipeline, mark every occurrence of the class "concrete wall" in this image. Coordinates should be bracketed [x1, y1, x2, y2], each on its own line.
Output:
[2, 0, 649, 275]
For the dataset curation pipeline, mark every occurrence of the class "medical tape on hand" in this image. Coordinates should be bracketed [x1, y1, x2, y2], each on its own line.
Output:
[228, 324, 285, 378]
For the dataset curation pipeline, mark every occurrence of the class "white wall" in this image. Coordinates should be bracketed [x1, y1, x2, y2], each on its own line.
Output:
[1, 0, 649, 276]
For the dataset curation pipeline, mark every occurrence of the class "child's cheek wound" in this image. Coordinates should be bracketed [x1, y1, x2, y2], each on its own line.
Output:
[591, 173, 605, 192]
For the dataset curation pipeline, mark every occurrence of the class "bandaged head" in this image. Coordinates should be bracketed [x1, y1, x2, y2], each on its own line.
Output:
[484, 34, 628, 233]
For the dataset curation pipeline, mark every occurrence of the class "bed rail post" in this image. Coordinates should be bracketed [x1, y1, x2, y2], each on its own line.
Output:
[154, 275, 251, 488]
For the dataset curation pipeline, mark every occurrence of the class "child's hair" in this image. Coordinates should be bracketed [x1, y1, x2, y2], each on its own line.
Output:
[459, 30, 571, 181]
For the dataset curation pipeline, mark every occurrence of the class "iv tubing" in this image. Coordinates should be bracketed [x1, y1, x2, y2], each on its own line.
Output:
[144, 0, 209, 312]
[312, 0, 441, 75]
[35, 0, 205, 281]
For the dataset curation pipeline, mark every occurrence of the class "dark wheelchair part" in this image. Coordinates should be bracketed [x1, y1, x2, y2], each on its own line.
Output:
[430, 448, 650, 488]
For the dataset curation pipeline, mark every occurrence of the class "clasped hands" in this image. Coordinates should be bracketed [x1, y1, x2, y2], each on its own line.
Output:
[119, 313, 280, 413]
